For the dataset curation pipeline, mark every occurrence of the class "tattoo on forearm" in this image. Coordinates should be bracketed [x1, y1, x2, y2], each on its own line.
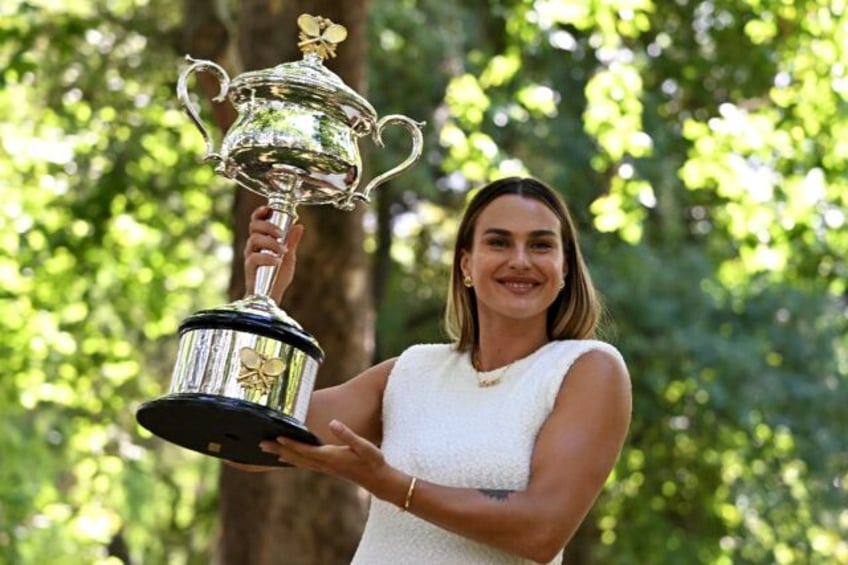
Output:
[479, 489, 513, 501]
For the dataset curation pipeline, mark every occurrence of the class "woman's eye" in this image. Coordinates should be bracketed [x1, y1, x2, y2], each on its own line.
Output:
[486, 238, 508, 248]
[531, 241, 554, 250]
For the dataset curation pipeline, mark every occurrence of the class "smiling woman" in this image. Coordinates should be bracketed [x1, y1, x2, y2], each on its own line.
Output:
[240, 176, 632, 564]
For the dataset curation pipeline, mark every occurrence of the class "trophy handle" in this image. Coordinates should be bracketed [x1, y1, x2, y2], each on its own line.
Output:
[355, 114, 424, 204]
[176, 55, 230, 162]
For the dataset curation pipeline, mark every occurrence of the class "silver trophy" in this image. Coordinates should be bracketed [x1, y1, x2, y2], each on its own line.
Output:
[136, 14, 423, 466]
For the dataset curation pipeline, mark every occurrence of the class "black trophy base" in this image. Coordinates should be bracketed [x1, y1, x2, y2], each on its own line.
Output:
[136, 393, 321, 467]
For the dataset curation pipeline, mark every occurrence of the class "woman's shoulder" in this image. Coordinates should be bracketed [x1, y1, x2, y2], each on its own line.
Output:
[384, 343, 461, 393]
[547, 339, 624, 362]
[536, 340, 628, 381]
[390, 342, 463, 375]
[396, 342, 458, 360]
[547, 340, 630, 392]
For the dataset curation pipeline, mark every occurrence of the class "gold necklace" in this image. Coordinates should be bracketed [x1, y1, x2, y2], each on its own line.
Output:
[472, 349, 516, 388]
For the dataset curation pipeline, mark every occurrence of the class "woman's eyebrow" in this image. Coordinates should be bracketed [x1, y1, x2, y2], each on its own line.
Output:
[529, 230, 558, 238]
[482, 228, 558, 238]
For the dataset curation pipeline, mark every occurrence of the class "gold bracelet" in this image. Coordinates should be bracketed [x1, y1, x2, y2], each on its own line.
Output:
[402, 476, 417, 511]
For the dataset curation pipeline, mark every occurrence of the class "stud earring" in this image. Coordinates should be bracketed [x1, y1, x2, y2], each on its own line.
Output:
[463, 275, 473, 288]
[559, 279, 566, 290]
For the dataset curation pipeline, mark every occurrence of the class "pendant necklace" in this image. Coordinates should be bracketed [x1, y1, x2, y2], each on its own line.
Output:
[472, 349, 516, 388]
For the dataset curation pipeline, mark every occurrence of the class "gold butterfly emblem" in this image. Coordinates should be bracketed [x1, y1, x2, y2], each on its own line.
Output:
[237, 347, 286, 394]
[297, 14, 348, 60]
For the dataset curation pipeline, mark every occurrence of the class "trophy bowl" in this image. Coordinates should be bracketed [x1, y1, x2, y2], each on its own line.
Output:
[136, 14, 423, 466]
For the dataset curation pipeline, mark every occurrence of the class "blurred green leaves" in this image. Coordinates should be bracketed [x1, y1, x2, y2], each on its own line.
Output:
[1, 0, 846, 563]
[1, 0, 225, 562]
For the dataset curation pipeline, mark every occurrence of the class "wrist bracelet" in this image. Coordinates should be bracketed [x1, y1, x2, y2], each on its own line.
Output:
[402, 476, 417, 511]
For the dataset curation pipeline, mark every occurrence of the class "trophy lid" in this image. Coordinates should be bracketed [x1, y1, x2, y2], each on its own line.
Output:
[228, 14, 376, 132]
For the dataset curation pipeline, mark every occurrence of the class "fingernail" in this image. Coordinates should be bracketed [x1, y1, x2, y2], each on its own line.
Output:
[259, 442, 271, 452]
[329, 419, 342, 431]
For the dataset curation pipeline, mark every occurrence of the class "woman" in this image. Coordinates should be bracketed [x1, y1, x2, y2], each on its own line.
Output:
[241, 176, 631, 564]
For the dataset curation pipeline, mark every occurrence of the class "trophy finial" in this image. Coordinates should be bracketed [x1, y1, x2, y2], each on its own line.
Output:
[297, 14, 348, 60]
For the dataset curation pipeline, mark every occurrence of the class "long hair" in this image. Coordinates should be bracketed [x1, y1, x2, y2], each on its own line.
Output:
[444, 177, 603, 351]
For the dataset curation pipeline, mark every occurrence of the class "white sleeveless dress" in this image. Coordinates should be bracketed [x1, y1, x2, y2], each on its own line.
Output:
[351, 340, 624, 565]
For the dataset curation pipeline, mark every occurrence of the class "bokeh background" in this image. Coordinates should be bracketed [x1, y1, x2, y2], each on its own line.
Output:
[1, 0, 845, 563]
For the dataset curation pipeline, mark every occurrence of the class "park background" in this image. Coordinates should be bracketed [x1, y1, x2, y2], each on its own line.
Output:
[1, 0, 845, 563]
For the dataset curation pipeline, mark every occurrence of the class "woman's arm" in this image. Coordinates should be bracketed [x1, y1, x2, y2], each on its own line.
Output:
[400, 349, 631, 561]
[230, 206, 391, 470]
[265, 348, 631, 562]
[226, 361, 391, 473]
[304, 358, 394, 446]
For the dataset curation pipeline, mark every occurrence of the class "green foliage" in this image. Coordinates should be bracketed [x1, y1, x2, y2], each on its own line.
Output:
[1, 0, 846, 563]
[592, 241, 847, 563]
[1, 1, 228, 562]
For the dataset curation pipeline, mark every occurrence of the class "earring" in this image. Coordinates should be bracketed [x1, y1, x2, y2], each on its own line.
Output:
[559, 279, 566, 290]
[463, 275, 473, 288]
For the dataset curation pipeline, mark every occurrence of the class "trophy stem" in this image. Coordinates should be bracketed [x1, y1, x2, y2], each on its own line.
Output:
[252, 178, 302, 299]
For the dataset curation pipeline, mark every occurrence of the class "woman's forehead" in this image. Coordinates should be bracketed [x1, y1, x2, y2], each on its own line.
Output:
[474, 194, 561, 233]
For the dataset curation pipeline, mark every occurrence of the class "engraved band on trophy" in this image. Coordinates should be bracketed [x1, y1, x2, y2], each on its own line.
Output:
[136, 14, 424, 466]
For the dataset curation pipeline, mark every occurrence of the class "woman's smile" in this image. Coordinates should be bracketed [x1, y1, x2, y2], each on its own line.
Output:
[497, 276, 542, 293]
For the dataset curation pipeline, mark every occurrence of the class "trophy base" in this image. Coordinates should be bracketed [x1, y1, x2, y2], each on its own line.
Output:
[136, 393, 321, 467]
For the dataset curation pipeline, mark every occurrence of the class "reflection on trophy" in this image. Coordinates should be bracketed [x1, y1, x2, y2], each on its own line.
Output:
[136, 14, 424, 466]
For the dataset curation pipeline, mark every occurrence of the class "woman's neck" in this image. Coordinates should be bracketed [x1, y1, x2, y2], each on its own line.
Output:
[474, 318, 549, 371]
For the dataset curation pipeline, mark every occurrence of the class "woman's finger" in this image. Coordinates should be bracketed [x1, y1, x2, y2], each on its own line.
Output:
[328, 420, 381, 461]
[224, 460, 275, 473]
[259, 440, 294, 464]
[277, 225, 303, 270]
[283, 223, 304, 255]
[249, 205, 274, 222]
[247, 232, 285, 254]
[248, 220, 284, 242]
[260, 438, 328, 471]
[245, 253, 281, 269]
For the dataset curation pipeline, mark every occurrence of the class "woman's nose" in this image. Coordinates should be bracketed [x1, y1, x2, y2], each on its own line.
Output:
[508, 245, 531, 268]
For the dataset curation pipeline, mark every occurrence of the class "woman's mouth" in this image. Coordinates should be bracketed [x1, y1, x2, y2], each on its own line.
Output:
[498, 278, 539, 292]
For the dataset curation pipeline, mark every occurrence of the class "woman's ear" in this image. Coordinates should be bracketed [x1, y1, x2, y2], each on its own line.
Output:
[460, 250, 470, 278]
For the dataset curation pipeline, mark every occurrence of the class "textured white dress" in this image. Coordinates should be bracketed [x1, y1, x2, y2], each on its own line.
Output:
[350, 339, 624, 565]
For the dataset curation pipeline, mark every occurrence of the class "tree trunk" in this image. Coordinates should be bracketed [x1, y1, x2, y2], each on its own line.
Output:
[182, 1, 372, 563]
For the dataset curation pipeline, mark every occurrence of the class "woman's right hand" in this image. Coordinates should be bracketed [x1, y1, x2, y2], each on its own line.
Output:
[244, 205, 305, 304]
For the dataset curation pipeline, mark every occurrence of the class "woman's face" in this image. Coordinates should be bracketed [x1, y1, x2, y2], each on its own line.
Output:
[460, 194, 567, 329]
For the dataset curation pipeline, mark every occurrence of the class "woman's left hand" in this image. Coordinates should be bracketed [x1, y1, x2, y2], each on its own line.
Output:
[259, 420, 402, 501]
